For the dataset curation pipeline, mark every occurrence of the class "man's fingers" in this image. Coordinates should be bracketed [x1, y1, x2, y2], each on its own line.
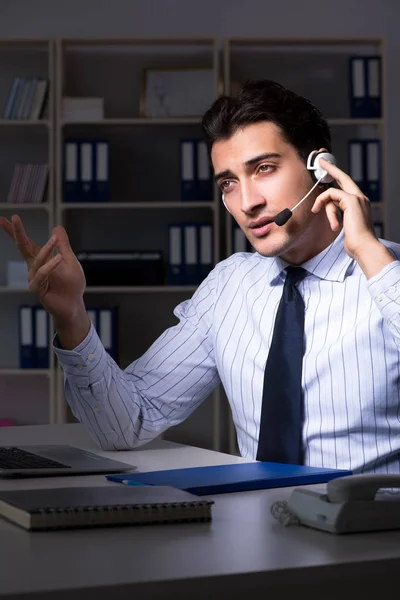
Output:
[0, 217, 15, 241]
[32, 234, 58, 274]
[312, 187, 341, 213]
[10, 214, 35, 259]
[325, 201, 342, 231]
[29, 255, 62, 295]
[52, 225, 72, 255]
[319, 158, 365, 197]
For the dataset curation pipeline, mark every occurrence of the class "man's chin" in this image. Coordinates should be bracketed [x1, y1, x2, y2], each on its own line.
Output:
[252, 235, 290, 258]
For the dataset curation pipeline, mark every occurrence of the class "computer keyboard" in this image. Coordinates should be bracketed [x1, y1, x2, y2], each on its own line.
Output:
[0, 447, 69, 470]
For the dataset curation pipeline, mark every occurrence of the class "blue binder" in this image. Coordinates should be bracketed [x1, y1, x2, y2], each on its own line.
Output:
[79, 141, 94, 202]
[348, 139, 381, 202]
[19, 305, 34, 368]
[63, 140, 80, 202]
[98, 306, 118, 362]
[349, 56, 381, 118]
[180, 139, 213, 201]
[198, 223, 214, 280]
[232, 223, 253, 254]
[183, 224, 199, 285]
[94, 140, 110, 202]
[106, 462, 352, 496]
[33, 306, 49, 369]
[167, 224, 184, 285]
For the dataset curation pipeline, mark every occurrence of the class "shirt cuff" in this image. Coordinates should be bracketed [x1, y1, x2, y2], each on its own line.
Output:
[367, 260, 400, 322]
[53, 323, 108, 385]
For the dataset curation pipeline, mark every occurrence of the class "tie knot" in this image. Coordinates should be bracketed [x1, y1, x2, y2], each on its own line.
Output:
[285, 266, 307, 286]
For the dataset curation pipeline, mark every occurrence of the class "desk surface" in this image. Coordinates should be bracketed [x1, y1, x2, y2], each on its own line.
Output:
[0, 424, 400, 600]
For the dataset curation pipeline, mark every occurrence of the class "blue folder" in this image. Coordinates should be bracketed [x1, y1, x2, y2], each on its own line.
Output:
[106, 462, 351, 496]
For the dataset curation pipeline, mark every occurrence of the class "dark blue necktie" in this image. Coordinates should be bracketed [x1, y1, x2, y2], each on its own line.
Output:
[256, 266, 307, 464]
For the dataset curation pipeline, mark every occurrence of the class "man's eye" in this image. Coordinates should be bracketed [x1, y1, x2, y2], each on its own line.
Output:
[220, 180, 233, 191]
[258, 164, 274, 173]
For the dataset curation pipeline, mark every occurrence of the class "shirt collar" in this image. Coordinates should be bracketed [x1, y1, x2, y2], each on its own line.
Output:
[269, 230, 354, 283]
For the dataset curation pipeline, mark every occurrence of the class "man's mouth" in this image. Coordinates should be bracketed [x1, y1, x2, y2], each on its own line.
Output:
[249, 217, 275, 238]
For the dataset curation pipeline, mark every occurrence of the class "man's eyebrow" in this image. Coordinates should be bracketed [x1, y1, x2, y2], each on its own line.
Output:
[214, 153, 282, 182]
[244, 152, 281, 167]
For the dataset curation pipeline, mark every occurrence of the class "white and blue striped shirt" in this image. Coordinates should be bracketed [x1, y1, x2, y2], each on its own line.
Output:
[54, 231, 400, 474]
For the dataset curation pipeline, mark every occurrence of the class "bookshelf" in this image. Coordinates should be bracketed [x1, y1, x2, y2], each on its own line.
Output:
[223, 37, 387, 454]
[53, 37, 224, 450]
[0, 39, 56, 426]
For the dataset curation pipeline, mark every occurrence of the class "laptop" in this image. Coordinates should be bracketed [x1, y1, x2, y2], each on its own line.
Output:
[0, 445, 135, 478]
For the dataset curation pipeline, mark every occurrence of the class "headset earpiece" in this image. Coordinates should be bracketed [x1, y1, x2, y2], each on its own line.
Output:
[307, 151, 336, 184]
[222, 193, 232, 215]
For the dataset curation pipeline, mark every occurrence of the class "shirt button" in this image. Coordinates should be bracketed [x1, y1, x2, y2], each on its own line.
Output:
[378, 294, 384, 302]
[88, 353, 95, 361]
[75, 364, 84, 370]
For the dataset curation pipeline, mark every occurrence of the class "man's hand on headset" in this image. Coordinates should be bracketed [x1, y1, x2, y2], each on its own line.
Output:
[311, 158, 394, 279]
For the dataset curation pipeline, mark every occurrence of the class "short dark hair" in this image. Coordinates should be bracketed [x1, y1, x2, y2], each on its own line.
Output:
[201, 79, 331, 163]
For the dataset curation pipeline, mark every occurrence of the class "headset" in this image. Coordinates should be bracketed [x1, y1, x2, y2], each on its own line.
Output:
[221, 150, 336, 226]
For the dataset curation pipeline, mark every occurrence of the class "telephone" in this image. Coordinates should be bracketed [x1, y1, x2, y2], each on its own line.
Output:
[286, 474, 400, 534]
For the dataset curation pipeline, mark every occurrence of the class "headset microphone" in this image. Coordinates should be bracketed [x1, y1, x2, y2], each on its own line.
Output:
[274, 151, 336, 227]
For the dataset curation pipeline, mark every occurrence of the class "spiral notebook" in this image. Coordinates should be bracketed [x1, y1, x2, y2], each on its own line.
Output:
[0, 485, 214, 531]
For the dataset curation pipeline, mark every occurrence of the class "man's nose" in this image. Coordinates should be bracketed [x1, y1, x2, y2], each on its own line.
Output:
[240, 185, 266, 214]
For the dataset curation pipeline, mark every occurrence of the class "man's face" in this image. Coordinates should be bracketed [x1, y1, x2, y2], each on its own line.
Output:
[211, 121, 330, 263]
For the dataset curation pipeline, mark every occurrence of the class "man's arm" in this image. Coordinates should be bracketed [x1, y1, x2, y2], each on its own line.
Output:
[366, 257, 400, 347]
[54, 272, 220, 450]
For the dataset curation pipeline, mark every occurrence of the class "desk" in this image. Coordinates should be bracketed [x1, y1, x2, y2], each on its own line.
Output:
[0, 424, 399, 600]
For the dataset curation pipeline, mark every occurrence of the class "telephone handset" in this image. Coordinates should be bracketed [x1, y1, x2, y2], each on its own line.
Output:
[286, 474, 400, 534]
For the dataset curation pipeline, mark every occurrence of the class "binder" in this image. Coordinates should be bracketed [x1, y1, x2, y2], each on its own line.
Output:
[98, 307, 118, 361]
[348, 140, 364, 189]
[64, 140, 79, 202]
[167, 224, 184, 285]
[349, 56, 381, 118]
[19, 305, 34, 368]
[365, 140, 381, 202]
[107, 462, 352, 496]
[348, 139, 381, 202]
[196, 140, 213, 201]
[79, 141, 94, 202]
[86, 307, 98, 332]
[34, 306, 49, 369]
[94, 140, 110, 202]
[180, 140, 195, 201]
[199, 224, 213, 280]
[233, 224, 253, 253]
[180, 139, 213, 201]
[183, 224, 198, 284]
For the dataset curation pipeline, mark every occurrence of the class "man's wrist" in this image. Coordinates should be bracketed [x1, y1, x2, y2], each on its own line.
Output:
[54, 303, 91, 350]
[353, 238, 395, 279]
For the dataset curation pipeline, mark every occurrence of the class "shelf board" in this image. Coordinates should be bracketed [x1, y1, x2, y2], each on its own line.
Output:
[61, 37, 215, 48]
[61, 201, 215, 209]
[327, 118, 383, 126]
[61, 117, 202, 126]
[0, 202, 50, 210]
[84, 285, 198, 294]
[0, 119, 49, 127]
[0, 287, 30, 293]
[227, 36, 384, 46]
[0, 368, 51, 376]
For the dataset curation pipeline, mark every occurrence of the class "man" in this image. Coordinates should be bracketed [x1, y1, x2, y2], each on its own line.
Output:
[1, 80, 399, 474]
